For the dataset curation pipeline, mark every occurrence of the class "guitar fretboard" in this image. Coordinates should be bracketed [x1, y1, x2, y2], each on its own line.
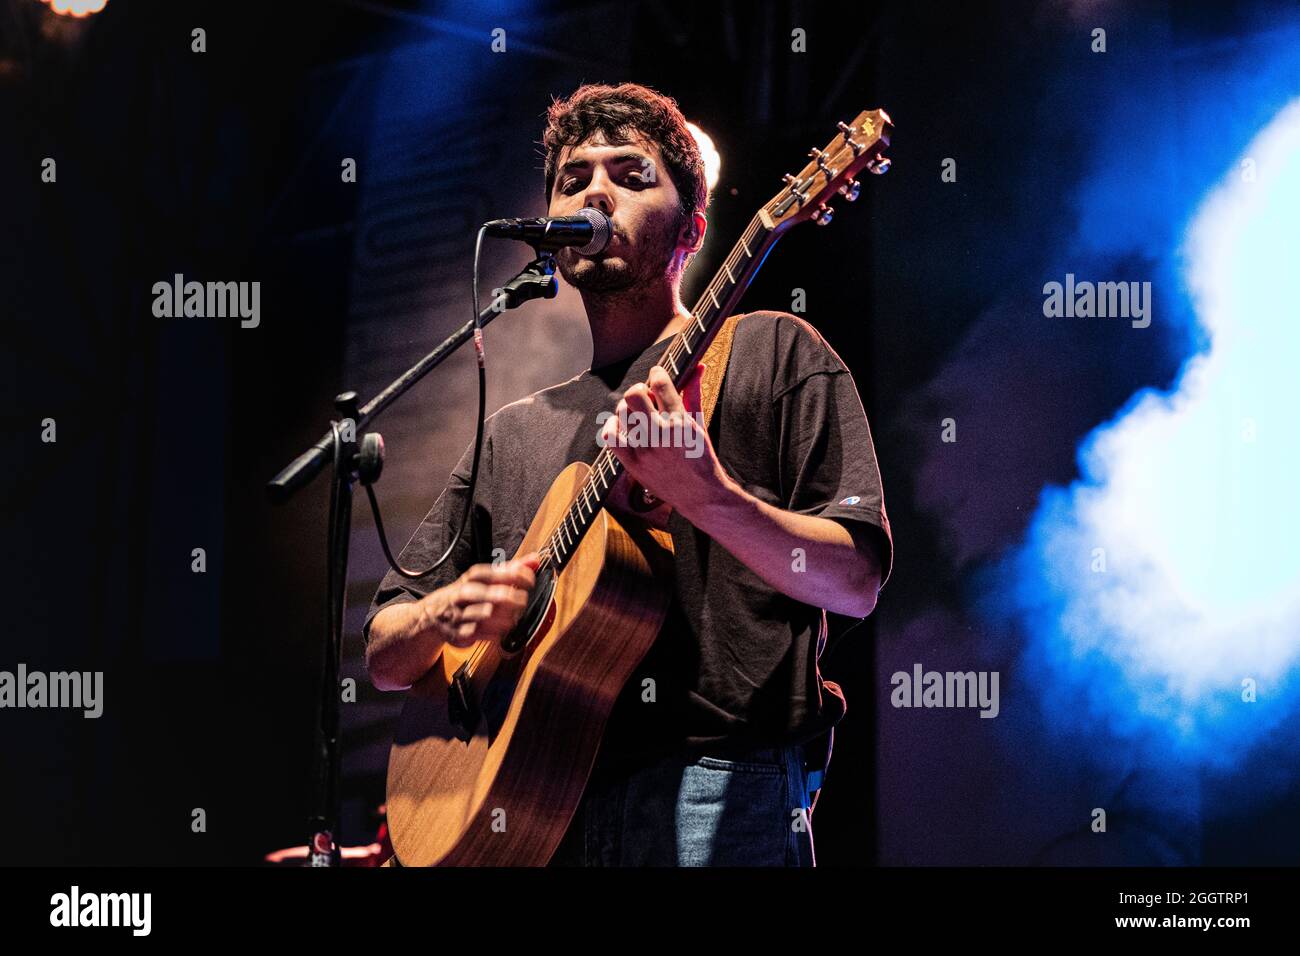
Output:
[538, 209, 778, 574]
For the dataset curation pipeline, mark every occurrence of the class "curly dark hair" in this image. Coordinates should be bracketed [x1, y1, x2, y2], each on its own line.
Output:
[541, 82, 709, 227]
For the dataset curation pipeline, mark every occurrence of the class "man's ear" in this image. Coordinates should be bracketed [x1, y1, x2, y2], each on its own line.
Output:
[681, 213, 707, 253]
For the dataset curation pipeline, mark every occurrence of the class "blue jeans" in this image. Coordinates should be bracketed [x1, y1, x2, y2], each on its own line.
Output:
[548, 744, 817, 866]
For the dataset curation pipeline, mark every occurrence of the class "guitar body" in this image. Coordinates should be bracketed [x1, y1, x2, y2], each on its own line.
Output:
[385, 461, 675, 866]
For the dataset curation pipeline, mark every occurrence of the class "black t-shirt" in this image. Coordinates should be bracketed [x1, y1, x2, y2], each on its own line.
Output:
[362, 310, 893, 777]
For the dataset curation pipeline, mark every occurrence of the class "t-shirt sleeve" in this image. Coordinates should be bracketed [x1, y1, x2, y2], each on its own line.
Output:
[773, 320, 894, 591]
[360, 426, 494, 646]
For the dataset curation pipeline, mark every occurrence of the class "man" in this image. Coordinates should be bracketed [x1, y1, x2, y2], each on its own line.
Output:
[363, 82, 892, 866]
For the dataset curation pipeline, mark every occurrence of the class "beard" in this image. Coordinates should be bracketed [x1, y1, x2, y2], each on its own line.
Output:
[556, 211, 682, 294]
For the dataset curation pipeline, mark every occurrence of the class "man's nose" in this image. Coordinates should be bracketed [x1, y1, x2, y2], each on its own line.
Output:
[582, 172, 615, 215]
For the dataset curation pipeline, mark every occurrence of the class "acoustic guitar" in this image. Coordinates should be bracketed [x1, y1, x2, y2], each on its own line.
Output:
[384, 108, 892, 866]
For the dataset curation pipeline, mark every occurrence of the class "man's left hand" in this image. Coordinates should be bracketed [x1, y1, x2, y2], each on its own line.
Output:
[598, 362, 732, 524]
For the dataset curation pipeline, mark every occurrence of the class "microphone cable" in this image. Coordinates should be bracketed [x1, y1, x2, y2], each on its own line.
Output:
[363, 225, 491, 580]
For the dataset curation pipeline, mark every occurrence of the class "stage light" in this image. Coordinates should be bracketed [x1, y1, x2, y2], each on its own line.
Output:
[1008, 97, 1300, 764]
[40, 0, 108, 17]
[687, 122, 721, 194]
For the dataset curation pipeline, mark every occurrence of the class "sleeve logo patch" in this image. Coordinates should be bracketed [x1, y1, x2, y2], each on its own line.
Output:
[839, 495, 861, 505]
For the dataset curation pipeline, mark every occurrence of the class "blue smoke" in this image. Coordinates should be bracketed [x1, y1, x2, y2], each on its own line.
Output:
[999, 30, 1300, 776]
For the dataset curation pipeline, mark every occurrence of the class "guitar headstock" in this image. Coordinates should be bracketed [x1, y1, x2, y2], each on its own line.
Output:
[762, 108, 892, 233]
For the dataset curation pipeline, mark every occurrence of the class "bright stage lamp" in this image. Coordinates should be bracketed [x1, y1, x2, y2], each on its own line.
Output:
[687, 122, 721, 194]
[40, 0, 108, 17]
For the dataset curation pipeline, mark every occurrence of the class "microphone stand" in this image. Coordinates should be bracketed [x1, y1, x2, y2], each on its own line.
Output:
[267, 250, 558, 866]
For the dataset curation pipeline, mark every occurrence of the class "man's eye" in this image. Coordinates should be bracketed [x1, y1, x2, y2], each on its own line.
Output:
[560, 173, 646, 194]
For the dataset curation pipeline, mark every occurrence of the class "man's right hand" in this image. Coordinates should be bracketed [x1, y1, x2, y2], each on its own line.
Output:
[426, 552, 542, 648]
[366, 551, 541, 691]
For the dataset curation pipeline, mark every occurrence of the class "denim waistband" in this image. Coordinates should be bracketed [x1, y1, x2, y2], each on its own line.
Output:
[695, 742, 801, 764]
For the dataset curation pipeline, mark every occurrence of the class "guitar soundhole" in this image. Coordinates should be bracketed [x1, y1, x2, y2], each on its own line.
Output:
[500, 563, 555, 655]
[447, 564, 555, 741]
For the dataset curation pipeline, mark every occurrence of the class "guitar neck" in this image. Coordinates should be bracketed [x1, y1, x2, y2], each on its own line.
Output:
[539, 210, 780, 575]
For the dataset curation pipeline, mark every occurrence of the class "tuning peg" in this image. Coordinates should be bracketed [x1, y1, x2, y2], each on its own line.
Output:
[782, 172, 809, 204]
[838, 178, 861, 202]
[838, 120, 865, 155]
[814, 203, 834, 226]
[809, 147, 833, 178]
[866, 155, 891, 175]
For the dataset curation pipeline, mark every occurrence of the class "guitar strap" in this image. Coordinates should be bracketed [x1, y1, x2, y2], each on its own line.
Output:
[692, 310, 835, 805]
[697, 311, 743, 431]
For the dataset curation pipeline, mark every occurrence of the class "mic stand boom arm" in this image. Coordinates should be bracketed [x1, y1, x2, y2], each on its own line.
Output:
[267, 253, 557, 502]
[265, 251, 557, 866]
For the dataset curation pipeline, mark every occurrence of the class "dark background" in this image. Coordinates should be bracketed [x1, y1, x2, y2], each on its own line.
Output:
[3, 0, 1299, 865]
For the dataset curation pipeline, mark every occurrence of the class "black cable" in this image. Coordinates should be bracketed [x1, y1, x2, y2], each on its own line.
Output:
[363, 225, 491, 579]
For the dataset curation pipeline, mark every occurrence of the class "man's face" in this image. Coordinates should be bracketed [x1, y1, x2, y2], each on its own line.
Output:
[547, 131, 693, 294]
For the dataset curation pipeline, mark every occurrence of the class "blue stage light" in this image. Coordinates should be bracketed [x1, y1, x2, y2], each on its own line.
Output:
[1007, 98, 1300, 766]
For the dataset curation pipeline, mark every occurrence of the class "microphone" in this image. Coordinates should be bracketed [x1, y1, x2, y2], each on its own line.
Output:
[483, 207, 612, 255]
